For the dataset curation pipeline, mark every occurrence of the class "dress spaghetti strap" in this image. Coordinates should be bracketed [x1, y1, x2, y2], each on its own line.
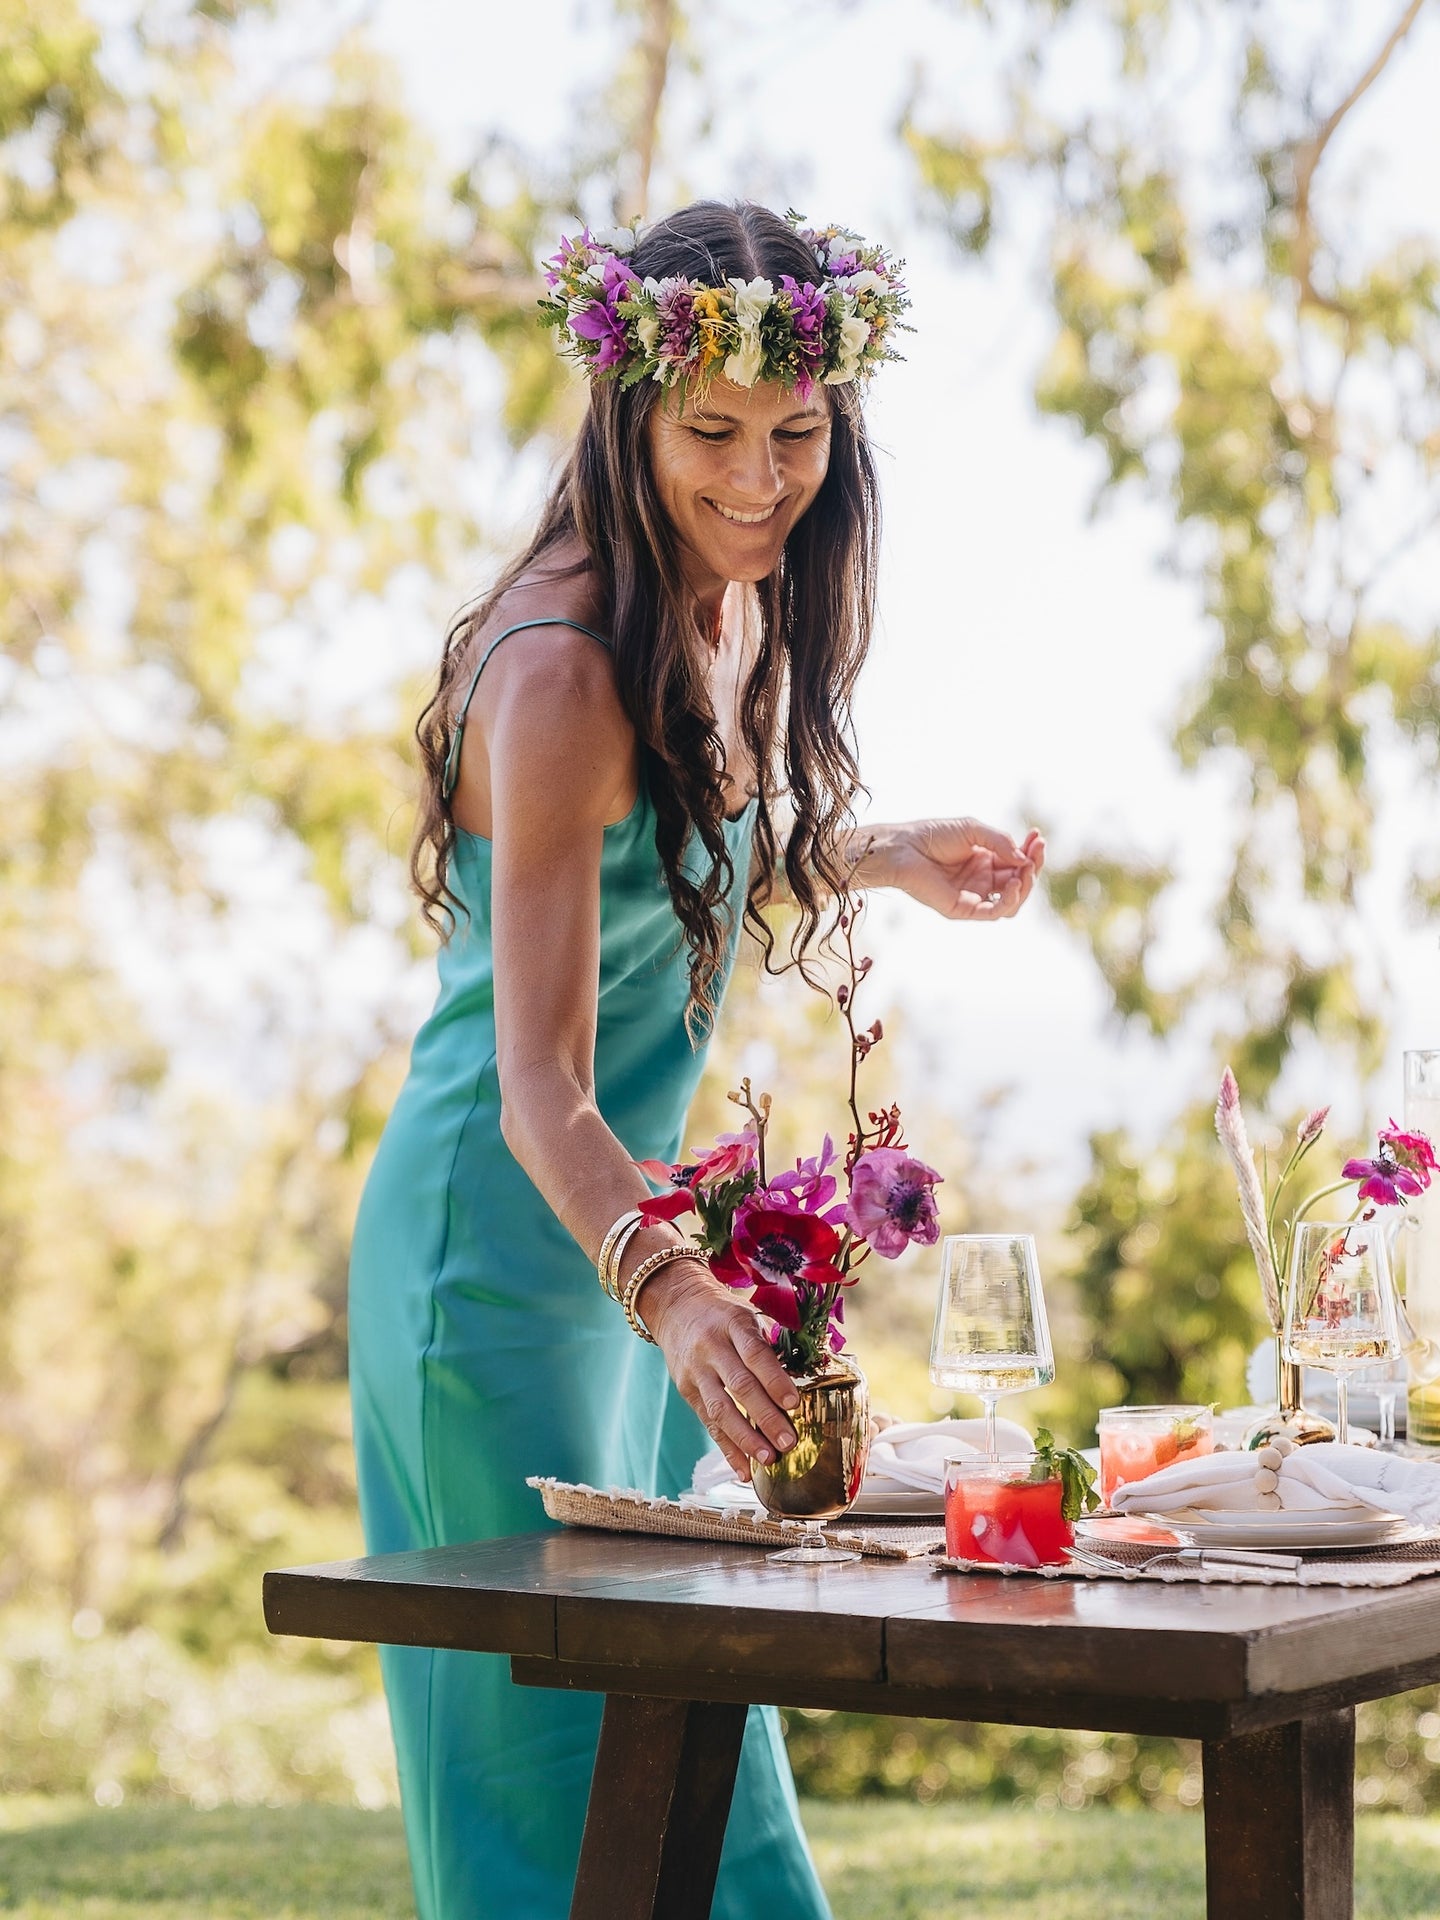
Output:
[440, 617, 612, 799]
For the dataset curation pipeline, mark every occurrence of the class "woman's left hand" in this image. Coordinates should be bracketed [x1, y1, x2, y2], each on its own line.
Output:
[853, 819, 1045, 921]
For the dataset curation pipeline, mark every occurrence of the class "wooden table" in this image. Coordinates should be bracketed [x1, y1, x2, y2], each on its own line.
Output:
[264, 1530, 1440, 1919]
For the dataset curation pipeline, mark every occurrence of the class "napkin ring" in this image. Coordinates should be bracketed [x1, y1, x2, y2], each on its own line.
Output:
[1252, 1435, 1294, 1509]
[622, 1241, 704, 1344]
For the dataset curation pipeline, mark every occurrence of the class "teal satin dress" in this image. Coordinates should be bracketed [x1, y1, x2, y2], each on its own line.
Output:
[348, 619, 832, 1920]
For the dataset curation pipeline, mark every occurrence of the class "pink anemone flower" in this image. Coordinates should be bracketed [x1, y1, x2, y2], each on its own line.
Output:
[1342, 1147, 1427, 1208]
[844, 1147, 942, 1257]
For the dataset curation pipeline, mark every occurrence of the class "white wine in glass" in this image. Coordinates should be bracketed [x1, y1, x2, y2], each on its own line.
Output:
[930, 1234, 1055, 1455]
[1284, 1219, 1400, 1446]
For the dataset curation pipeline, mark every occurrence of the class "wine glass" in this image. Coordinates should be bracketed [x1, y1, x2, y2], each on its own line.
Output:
[929, 1234, 1055, 1457]
[1284, 1220, 1401, 1446]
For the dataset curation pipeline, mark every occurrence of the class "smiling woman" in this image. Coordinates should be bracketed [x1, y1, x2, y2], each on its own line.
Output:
[648, 378, 834, 596]
[347, 198, 1045, 1920]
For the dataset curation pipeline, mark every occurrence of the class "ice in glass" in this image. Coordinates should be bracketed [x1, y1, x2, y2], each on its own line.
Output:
[943, 1455, 1073, 1567]
[1097, 1404, 1214, 1507]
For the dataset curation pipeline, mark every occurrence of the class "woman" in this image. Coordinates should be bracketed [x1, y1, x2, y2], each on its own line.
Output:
[349, 199, 1044, 1919]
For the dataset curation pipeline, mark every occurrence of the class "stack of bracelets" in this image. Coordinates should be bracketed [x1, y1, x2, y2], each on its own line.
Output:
[596, 1208, 704, 1345]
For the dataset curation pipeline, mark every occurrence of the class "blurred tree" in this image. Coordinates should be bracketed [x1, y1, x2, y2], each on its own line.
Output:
[907, 0, 1440, 1408]
[0, 0, 679, 1684]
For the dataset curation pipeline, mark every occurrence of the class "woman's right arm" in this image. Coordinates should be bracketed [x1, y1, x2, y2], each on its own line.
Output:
[470, 625, 801, 1478]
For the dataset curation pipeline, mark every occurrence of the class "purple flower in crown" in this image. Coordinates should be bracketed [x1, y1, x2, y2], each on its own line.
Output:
[653, 277, 697, 364]
[568, 252, 639, 371]
[780, 275, 828, 399]
[825, 249, 861, 277]
[543, 228, 589, 288]
[570, 298, 630, 370]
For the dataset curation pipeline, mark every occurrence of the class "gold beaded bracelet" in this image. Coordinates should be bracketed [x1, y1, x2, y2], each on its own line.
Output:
[597, 1208, 645, 1302]
[620, 1241, 705, 1345]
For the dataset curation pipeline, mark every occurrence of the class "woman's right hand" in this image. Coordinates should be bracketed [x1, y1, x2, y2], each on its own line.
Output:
[640, 1264, 801, 1480]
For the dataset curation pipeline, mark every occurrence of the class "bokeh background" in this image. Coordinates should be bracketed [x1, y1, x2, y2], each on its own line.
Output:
[5, 0, 1440, 1827]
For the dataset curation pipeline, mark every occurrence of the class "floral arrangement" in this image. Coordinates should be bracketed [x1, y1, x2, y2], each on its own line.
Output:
[538, 213, 911, 401]
[636, 898, 940, 1376]
[1214, 1067, 1436, 1332]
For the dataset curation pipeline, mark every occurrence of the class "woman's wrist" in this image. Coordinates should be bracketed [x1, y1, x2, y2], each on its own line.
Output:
[841, 822, 904, 890]
[635, 1257, 727, 1337]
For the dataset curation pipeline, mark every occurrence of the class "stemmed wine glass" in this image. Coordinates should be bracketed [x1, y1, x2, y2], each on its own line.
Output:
[1284, 1220, 1401, 1446]
[929, 1234, 1055, 1456]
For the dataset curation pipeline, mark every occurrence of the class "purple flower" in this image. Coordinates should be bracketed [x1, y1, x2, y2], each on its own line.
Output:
[845, 1147, 942, 1257]
[762, 1137, 845, 1222]
[825, 250, 861, 277]
[653, 277, 697, 362]
[1342, 1146, 1426, 1208]
[779, 274, 829, 398]
[569, 298, 629, 370]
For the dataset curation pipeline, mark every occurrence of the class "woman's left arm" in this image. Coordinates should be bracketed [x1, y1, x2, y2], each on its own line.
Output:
[845, 817, 1045, 920]
[754, 816, 1044, 919]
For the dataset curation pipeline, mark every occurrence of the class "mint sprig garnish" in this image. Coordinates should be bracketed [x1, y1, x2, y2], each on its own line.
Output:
[1033, 1426, 1101, 1523]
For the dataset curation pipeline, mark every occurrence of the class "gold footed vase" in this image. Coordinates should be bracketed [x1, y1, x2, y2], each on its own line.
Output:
[1243, 1354, 1335, 1450]
[750, 1358, 870, 1518]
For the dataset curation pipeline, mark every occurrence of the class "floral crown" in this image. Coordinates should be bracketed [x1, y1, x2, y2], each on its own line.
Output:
[538, 211, 911, 402]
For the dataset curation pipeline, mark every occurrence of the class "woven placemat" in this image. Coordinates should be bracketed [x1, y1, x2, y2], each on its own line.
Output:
[935, 1530, 1440, 1587]
[528, 1477, 945, 1560]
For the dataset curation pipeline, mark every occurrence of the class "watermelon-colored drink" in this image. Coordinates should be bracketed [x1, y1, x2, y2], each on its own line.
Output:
[1097, 1405, 1213, 1507]
[944, 1457, 1074, 1566]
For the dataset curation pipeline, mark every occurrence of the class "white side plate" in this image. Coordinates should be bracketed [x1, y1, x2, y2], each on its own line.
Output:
[1146, 1509, 1421, 1551]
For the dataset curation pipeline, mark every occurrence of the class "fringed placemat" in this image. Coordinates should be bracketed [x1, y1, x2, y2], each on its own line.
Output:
[528, 1477, 945, 1560]
[935, 1530, 1440, 1587]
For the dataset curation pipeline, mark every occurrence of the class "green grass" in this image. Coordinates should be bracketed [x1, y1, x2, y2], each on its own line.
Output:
[0, 1799, 1439, 1917]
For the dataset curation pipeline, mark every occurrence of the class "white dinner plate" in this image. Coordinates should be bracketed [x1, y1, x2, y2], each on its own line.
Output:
[1144, 1508, 1420, 1551]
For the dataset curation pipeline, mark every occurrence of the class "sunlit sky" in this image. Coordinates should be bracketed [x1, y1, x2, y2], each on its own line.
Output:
[357, 0, 1440, 1198]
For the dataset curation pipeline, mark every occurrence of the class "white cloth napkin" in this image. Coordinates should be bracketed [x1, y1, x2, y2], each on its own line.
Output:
[688, 1415, 1034, 1500]
[1108, 1442, 1440, 1527]
[862, 1417, 1035, 1496]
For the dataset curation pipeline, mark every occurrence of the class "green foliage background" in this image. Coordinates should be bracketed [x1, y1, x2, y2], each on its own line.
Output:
[3, 0, 1439, 1825]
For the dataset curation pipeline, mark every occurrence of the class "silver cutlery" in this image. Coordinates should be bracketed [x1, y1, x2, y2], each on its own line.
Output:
[1063, 1541, 1304, 1576]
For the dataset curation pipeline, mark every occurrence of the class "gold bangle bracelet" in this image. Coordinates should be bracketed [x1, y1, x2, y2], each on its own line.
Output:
[601, 1216, 647, 1302]
[597, 1208, 644, 1301]
[621, 1241, 704, 1344]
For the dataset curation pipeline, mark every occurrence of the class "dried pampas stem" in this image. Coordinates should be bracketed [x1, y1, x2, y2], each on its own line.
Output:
[1215, 1067, 1283, 1332]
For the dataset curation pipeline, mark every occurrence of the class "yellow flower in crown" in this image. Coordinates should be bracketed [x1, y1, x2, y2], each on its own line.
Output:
[691, 287, 727, 369]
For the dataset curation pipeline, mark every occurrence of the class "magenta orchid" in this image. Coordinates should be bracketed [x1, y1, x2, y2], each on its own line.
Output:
[634, 895, 941, 1374]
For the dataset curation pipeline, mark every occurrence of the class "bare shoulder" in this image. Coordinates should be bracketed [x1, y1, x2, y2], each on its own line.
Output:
[462, 547, 618, 719]
[450, 544, 635, 832]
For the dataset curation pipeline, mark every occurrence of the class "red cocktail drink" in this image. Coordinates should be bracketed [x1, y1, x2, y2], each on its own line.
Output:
[944, 1458, 1073, 1567]
[1097, 1405, 1213, 1507]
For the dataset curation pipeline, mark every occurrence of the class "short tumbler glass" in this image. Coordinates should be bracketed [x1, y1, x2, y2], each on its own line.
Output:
[943, 1454, 1073, 1567]
[1097, 1405, 1214, 1508]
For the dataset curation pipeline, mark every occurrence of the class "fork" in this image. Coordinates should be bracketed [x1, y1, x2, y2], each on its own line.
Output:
[1063, 1541, 1304, 1576]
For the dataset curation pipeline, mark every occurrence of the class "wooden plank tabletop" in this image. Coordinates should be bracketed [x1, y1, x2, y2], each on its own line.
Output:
[263, 1529, 1440, 1740]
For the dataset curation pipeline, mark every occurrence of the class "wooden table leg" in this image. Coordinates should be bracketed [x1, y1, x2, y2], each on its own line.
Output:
[1202, 1708, 1355, 1919]
[570, 1693, 748, 1920]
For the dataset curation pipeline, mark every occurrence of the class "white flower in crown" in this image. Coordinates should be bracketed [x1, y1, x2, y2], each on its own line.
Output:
[592, 226, 638, 254]
[825, 303, 871, 385]
[724, 275, 773, 387]
[840, 269, 888, 300]
[635, 311, 660, 354]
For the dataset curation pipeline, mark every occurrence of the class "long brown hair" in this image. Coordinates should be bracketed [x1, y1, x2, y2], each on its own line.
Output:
[413, 199, 881, 1021]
